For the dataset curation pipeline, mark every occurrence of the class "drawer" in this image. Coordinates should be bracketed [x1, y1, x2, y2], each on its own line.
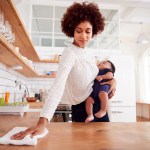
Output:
[108, 98, 136, 107]
[108, 106, 136, 122]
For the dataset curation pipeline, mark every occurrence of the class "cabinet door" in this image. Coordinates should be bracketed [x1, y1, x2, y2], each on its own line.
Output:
[108, 107, 136, 122]
[109, 56, 136, 106]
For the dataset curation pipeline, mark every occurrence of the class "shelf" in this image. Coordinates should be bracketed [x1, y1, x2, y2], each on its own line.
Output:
[0, 0, 40, 62]
[38, 75, 56, 78]
[136, 101, 150, 104]
[0, 104, 29, 116]
[0, 34, 58, 78]
[0, 34, 38, 77]
[40, 59, 59, 63]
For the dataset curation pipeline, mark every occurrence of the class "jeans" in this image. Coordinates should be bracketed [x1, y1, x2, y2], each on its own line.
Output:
[72, 96, 109, 122]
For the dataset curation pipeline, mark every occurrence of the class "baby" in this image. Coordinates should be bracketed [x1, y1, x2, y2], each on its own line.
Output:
[85, 60, 115, 123]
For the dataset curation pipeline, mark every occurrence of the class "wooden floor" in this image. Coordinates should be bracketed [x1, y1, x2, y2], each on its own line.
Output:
[137, 116, 150, 122]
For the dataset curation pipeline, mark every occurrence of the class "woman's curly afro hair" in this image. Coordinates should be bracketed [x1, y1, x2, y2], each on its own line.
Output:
[61, 1, 105, 38]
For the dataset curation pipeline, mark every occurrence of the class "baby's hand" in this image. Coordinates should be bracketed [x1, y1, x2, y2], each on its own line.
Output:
[96, 75, 103, 82]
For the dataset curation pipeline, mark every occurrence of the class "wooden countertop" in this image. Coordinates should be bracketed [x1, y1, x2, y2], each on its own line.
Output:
[28, 102, 44, 109]
[137, 101, 150, 104]
[0, 112, 150, 150]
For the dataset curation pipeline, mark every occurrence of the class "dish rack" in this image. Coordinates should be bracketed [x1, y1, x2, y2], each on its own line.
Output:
[0, 102, 29, 116]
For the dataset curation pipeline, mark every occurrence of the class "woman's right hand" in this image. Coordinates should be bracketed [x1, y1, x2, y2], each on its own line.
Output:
[11, 117, 48, 140]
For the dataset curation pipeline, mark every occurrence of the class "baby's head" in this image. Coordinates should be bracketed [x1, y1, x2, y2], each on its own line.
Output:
[98, 60, 115, 73]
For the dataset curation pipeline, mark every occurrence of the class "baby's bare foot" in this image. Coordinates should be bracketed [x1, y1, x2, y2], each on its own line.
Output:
[95, 110, 106, 118]
[85, 115, 94, 123]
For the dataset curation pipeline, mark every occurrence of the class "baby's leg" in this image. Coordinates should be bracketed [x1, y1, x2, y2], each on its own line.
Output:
[85, 97, 94, 123]
[95, 91, 108, 118]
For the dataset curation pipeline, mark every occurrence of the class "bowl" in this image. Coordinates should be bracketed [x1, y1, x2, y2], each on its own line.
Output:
[26, 97, 37, 102]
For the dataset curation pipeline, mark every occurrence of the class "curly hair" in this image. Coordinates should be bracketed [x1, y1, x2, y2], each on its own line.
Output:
[61, 1, 105, 38]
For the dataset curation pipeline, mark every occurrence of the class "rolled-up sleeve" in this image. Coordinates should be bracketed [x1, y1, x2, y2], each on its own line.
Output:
[40, 48, 75, 122]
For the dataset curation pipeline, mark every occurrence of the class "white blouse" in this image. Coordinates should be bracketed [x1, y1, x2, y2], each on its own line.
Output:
[40, 44, 99, 121]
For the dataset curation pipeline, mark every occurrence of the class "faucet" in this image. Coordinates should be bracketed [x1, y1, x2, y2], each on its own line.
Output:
[14, 81, 29, 102]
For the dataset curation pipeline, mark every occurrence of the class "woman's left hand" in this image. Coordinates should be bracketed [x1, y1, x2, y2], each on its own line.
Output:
[100, 78, 117, 99]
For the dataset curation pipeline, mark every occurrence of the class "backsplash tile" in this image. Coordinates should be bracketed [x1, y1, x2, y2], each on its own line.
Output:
[0, 63, 55, 103]
[0, 63, 27, 101]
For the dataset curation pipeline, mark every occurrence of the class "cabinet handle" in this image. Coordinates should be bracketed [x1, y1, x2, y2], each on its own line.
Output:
[111, 111, 123, 114]
[111, 101, 123, 103]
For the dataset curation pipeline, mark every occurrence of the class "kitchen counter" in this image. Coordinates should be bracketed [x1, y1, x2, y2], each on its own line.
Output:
[137, 102, 150, 119]
[28, 102, 44, 109]
[0, 112, 150, 150]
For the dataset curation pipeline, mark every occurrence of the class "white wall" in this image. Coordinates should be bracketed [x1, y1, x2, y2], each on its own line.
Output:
[120, 22, 150, 100]
[120, 22, 150, 119]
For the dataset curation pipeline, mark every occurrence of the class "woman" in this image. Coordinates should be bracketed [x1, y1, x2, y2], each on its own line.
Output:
[11, 1, 116, 140]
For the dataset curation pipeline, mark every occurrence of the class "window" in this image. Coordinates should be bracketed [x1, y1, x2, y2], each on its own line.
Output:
[31, 5, 119, 50]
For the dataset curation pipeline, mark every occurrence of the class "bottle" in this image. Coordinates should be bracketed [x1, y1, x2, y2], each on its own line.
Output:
[58, 55, 62, 62]
[5, 91, 10, 103]
[39, 89, 43, 102]
[2, 90, 5, 100]
[52, 71, 56, 77]
[4, 85, 11, 104]
[0, 91, 5, 106]
[0, 97, 4, 106]
[22, 90, 27, 102]
[54, 54, 59, 61]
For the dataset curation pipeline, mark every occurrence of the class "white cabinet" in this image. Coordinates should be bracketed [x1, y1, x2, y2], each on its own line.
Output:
[107, 55, 136, 122]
